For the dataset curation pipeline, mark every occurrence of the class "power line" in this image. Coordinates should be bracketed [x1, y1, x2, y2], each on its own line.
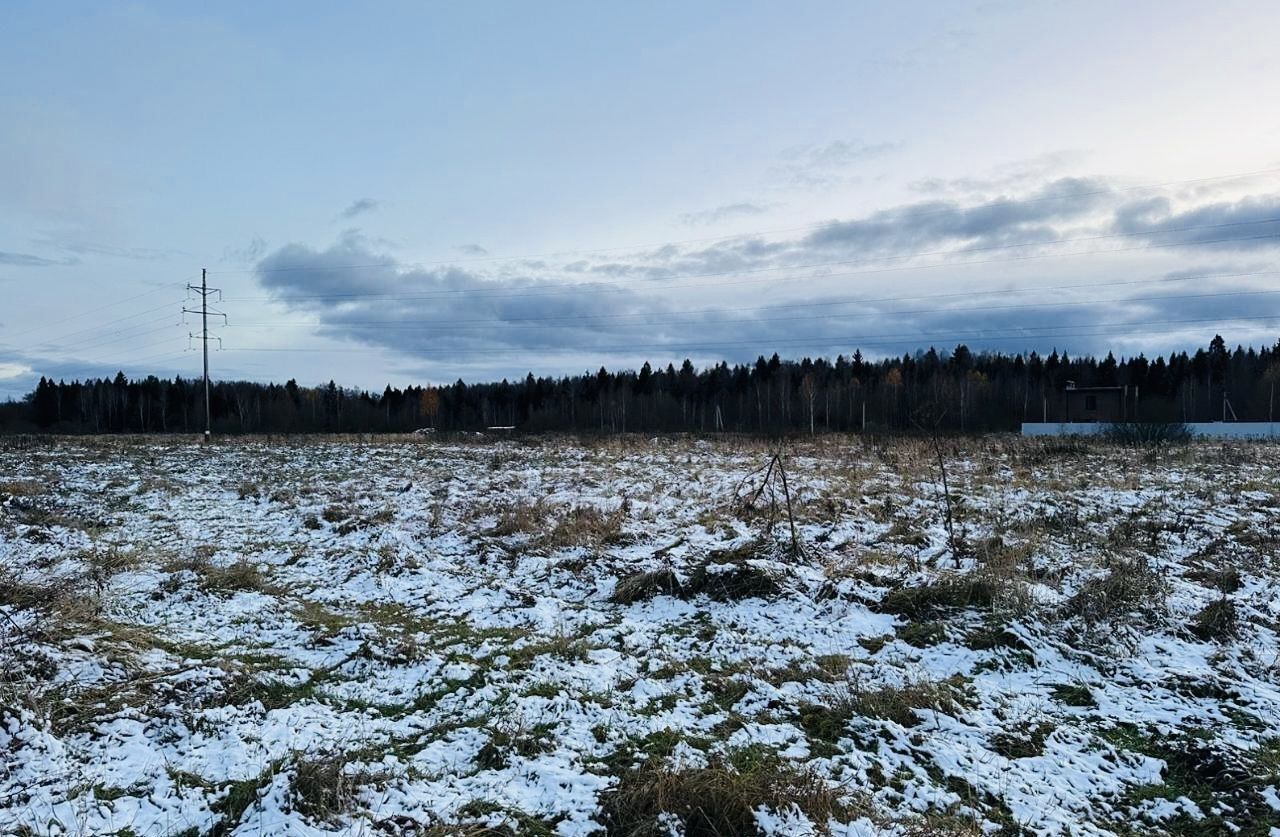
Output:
[0, 283, 186, 344]
[39, 316, 181, 354]
[206, 165, 1280, 276]
[36, 302, 184, 346]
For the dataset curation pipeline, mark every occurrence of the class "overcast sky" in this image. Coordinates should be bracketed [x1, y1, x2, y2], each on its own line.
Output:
[3, 1, 1280, 398]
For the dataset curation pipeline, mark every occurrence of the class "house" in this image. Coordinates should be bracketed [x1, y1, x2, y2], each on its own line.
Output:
[1063, 382, 1125, 423]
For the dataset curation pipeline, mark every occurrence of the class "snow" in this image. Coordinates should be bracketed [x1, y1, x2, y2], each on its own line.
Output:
[3, 435, 1280, 834]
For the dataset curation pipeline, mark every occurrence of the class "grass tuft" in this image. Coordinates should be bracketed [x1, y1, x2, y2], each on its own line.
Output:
[1061, 558, 1166, 625]
[876, 576, 995, 619]
[290, 753, 359, 824]
[1190, 598, 1238, 642]
[611, 568, 682, 604]
[601, 749, 853, 836]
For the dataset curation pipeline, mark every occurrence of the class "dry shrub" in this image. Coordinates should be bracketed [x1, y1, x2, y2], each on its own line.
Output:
[489, 501, 546, 538]
[1061, 558, 1166, 625]
[602, 751, 852, 836]
[0, 480, 45, 498]
[321, 504, 350, 524]
[546, 505, 627, 548]
[201, 560, 270, 594]
[1190, 598, 1238, 642]
[683, 561, 780, 602]
[876, 575, 995, 619]
[676, 540, 784, 602]
[611, 569, 682, 604]
[291, 754, 359, 823]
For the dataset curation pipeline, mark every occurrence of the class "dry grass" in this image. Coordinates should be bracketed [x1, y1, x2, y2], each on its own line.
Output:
[683, 558, 781, 602]
[290, 753, 362, 824]
[876, 575, 996, 619]
[489, 500, 547, 538]
[601, 749, 854, 836]
[1061, 557, 1167, 625]
[490, 501, 627, 550]
[1190, 598, 1238, 641]
[843, 674, 968, 728]
[202, 560, 272, 594]
[0, 479, 46, 497]
[546, 505, 627, 548]
[611, 568, 682, 604]
[0, 569, 98, 632]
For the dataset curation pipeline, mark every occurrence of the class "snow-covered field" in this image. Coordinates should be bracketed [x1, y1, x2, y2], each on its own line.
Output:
[2, 435, 1279, 836]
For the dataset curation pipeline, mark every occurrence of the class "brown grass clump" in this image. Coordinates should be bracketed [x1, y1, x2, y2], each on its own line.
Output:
[683, 561, 780, 602]
[601, 750, 853, 836]
[876, 575, 995, 619]
[0, 479, 45, 498]
[1061, 558, 1166, 625]
[841, 675, 968, 728]
[1190, 598, 1238, 642]
[290, 754, 359, 823]
[201, 560, 271, 594]
[611, 569, 682, 604]
[0, 569, 97, 631]
[489, 501, 547, 538]
[546, 505, 627, 548]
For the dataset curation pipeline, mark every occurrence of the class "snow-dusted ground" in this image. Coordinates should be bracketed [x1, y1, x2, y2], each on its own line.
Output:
[2, 435, 1279, 836]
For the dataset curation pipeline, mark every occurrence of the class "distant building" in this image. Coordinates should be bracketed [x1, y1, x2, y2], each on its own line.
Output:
[1063, 381, 1125, 423]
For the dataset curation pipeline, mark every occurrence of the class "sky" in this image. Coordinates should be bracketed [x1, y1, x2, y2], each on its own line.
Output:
[2, 0, 1280, 398]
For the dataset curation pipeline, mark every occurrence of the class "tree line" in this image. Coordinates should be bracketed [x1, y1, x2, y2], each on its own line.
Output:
[4, 335, 1279, 435]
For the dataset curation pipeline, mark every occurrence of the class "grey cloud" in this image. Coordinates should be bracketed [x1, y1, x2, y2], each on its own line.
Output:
[679, 202, 776, 226]
[339, 198, 379, 220]
[0, 250, 75, 268]
[0, 347, 191, 401]
[668, 177, 1112, 270]
[255, 238, 681, 358]
[251, 231, 1280, 371]
[248, 174, 1280, 372]
[1110, 194, 1280, 249]
[456, 244, 489, 256]
[499, 174, 1279, 291]
[909, 150, 1089, 197]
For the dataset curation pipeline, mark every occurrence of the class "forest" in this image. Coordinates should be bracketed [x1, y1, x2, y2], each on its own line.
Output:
[3, 335, 1279, 435]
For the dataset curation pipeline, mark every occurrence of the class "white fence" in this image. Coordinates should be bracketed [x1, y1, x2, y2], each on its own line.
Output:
[1022, 422, 1280, 439]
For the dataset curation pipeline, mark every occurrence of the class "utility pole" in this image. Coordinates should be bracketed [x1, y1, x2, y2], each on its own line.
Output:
[184, 269, 226, 440]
